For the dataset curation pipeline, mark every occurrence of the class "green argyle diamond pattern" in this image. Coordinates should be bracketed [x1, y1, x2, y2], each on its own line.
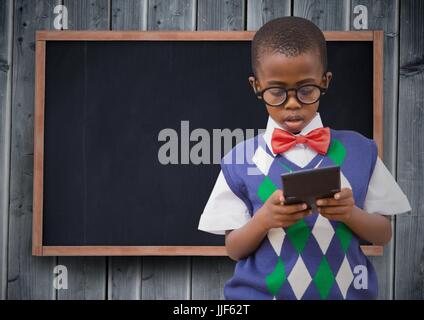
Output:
[336, 222, 353, 253]
[266, 257, 286, 296]
[327, 138, 347, 166]
[313, 256, 335, 299]
[286, 219, 311, 254]
[257, 176, 277, 203]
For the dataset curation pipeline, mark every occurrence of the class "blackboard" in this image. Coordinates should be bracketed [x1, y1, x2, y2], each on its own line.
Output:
[32, 31, 383, 256]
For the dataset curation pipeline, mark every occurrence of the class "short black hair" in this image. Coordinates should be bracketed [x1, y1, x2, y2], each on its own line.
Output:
[251, 16, 327, 78]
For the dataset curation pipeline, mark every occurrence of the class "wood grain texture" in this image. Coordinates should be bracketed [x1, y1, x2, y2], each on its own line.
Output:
[111, 0, 147, 31]
[0, 0, 13, 300]
[142, 257, 190, 300]
[395, 0, 424, 300]
[395, 217, 424, 299]
[57, 257, 107, 299]
[373, 30, 384, 159]
[197, 0, 245, 30]
[35, 29, 254, 40]
[108, 257, 142, 300]
[147, 0, 195, 31]
[351, 0, 400, 300]
[38, 244, 382, 256]
[35, 30, 375, 41]
[63, 0, 110, 30]
[42, 246, 228, 256]
[7, 0, 59, 300]
[56, 0, 110, 300]
[247, 0, 291, 31]
[32, 40, 45, 257]
[293, 0, 349, 30]
[192, 257, 235, 300]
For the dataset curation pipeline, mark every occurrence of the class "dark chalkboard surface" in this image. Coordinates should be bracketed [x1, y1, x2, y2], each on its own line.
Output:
[33, 31, 381, 255]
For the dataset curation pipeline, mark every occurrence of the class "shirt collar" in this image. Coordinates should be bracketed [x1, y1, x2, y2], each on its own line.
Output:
[262, 112, 324, 157]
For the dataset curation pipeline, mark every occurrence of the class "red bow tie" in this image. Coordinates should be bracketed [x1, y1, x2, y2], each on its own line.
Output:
[271, 127, 331, 155]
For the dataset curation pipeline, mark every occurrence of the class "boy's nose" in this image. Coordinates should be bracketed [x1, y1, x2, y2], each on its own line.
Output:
[283, 91, 302, 110]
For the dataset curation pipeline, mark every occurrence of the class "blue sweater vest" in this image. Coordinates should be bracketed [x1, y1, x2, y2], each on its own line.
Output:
[221, 129, 378, 300]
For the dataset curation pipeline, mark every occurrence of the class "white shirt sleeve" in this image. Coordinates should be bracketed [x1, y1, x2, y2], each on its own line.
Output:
[198, 170, 251, 235]
[363, 157, 411, 215]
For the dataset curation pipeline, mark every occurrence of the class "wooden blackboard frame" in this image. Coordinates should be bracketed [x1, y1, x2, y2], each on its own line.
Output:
[32, 30, 383, 257]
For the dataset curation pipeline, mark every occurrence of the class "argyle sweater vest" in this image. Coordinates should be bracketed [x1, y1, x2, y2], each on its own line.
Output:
[221, 129, 378, 300]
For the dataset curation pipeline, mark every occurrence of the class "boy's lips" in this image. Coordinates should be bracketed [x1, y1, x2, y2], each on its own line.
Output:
[283, 115, 305, 130]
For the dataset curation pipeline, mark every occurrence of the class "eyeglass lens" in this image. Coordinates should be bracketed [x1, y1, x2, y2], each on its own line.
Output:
[263, 85, 322, 106]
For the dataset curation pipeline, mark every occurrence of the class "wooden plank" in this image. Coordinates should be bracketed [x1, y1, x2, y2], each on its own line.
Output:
[395, 217, 424, 299]
[57, 257, 106, 299]
[7, 0, 59, 300]
[395, 0, 424, 300]
[57, 0, 110, 300]
[293, 0, 349, 30]
[36, 30, 256, 40]
[192, 257, 235, 300]
[39, 244, 381, 256]
[63, 0, 109, 30]
[373, 30, 384, 159]
[351, 0, 400, 300]
[140, 0, 196, 300]
[108, 0, 147, 300]
[142, 257, 191, 299]
[147, 0, 195, 31]
[111, 0, 147, 31]
[197, 0, 244, 31]
[42, 246, 227, 256]
[247, 0, 291, 31]
[0, 0, 13, 300]
[32, 40, 45, 257]
[108, 257, 142, 300]
[35, 30, 374, 41]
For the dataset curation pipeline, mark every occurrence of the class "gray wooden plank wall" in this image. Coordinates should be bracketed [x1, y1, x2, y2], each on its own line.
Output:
[395, 0, 424, 300]
[0, 0, 421, 300]
[0, 0, 13, 301]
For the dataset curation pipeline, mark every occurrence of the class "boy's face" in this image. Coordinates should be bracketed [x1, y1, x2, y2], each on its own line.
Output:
[249, 51, 332, 134]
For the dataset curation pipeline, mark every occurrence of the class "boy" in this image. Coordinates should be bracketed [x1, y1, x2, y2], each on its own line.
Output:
[198, 16, 411, 300]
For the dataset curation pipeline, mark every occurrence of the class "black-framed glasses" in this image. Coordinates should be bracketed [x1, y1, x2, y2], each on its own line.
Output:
[255, 83, 328, 107]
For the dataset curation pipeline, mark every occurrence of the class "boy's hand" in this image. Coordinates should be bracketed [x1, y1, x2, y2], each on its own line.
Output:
[257, 189, 311, 230]
[316, 187, 355, 223]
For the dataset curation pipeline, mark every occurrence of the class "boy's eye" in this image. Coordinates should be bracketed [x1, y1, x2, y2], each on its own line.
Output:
[268, 88, 285, 97]
[262, 88, 287, 106]
[298, 86, 320, 99]
[298, 86, 315, 96]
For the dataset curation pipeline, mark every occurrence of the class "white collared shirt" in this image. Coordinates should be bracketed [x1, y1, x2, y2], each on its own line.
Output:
[198, 112, 412, 235]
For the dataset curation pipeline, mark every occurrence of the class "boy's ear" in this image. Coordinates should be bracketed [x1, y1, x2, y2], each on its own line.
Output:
[324, 71, 333, 88]
[248, 76, 260, 94]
